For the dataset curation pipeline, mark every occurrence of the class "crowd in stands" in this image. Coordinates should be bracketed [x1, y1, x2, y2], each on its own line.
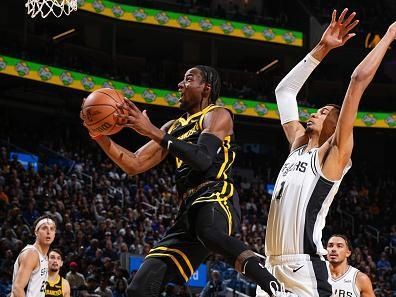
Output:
[0, 130, 395, 297]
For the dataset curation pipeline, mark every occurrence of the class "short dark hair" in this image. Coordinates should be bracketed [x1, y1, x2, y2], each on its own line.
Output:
[328, 234, 352, 251]
[49, 248, 63, 260]
[195, 65, 221, 103]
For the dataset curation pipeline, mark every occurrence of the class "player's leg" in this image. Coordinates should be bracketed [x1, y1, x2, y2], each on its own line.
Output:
[126, 257, 185, 297]
[260, 256, 332, 297]
[193, 202, 286, 296]
[127, 206, 211, 297]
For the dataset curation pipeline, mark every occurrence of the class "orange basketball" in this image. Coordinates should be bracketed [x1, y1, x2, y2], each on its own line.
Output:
[81, 88, 127, 136]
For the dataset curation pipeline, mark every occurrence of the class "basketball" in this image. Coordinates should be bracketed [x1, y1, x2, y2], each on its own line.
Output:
[81, 88, 127, 136]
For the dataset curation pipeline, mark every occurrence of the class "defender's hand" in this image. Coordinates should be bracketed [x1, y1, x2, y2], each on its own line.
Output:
[320, 8, 359, 49]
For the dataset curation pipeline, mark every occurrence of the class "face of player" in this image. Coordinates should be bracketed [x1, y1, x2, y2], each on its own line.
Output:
[306, 105, 339, 138]
[35, 222, 56, 246]
[178, 68, 209, 111]
[327, 236, 351, 264]
[48, 251, 63, 273]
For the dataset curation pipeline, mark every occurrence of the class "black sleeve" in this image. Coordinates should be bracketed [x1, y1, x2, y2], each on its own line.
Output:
[160, 132, 222, 171]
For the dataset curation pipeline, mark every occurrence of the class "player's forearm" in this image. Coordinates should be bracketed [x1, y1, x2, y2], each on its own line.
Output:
[12, 286, 26, 297]
[160, 133, 222, 171]
[351, 31, 394, 88]
[310, 41, 333, 61]
[95, 137, 140, 175]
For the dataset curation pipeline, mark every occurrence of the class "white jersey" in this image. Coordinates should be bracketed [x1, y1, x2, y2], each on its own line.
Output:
[329, 266, 360, 297]
[265, 145, 351, 256]
[12, 245, 48, 297]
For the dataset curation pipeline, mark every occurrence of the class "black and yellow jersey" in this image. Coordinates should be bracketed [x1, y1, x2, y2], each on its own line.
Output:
[168, 104, 236, 195]
[45, 276, 64, 297]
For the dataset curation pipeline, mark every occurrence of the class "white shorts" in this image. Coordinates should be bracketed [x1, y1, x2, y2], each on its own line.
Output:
[256, 254, 332, 297]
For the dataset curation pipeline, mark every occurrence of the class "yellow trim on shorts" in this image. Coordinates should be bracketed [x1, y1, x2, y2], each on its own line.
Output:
[192, 181, 234, 235]
[145, 253, 189, 282]
[218, 183, 234, 235]
[193, 180, 227, 203]
[149, 246, 194, 276]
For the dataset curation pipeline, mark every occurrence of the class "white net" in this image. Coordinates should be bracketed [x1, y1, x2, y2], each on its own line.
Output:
[25, 0, 78, 18]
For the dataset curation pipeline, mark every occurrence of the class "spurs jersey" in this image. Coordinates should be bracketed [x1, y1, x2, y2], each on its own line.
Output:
[12, 245, 48, 297]
[265, 145, 351, 256]
[329, 266, 360, 297]
[168, 104, 236, 195]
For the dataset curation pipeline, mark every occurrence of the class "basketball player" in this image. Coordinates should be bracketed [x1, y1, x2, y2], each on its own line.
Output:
[256, 8, 396, 297]
[83, 66, 295, 296]
[45, 249, 71, 297]
[11, 216, 56, 297]
[327, 235, 375, 297]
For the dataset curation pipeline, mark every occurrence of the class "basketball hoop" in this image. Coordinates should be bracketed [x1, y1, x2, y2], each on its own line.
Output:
[25, 0, 78, 18]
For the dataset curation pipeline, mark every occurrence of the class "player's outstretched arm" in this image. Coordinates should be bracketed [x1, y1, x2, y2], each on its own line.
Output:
[356, 272, 375, 297]
[11, 250, 39, 297]
[116, 99, 232, 172]
[322, 22, 396, 180]
[276, 8, 358, 149]
[85, 121, 172, 176]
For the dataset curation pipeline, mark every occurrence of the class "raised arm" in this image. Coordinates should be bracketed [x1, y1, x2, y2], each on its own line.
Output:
[11, 250, 39, 297]
[276, 9, 358, 149]
[322, 22, 396, 179]
[116, 100, 232, 172]
[84, 120, 172, 176]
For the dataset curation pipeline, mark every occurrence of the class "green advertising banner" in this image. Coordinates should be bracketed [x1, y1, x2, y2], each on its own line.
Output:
[0, 55, 395, 128]
[76, 0, 303, 47]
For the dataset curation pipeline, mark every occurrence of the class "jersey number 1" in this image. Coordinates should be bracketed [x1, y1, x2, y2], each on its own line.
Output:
[275, 181, 285, 200]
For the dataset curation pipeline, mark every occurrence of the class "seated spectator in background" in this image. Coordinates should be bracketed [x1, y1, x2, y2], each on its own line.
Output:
[199, 270, 227, 297]
[376, 252, 392, 274]
[111, 279, 127, 297]
[94, 278, 113, 297]
[22, 199, 40, 225]
[0, 185, 9, 204]
[109, 268, 128, 289]
[80, 276, 101, 297]
[66, 262, 85, 291]
[0, 271, 12, 297]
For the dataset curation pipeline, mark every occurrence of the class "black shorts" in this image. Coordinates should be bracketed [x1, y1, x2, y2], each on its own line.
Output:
[145, 181, 241, 283]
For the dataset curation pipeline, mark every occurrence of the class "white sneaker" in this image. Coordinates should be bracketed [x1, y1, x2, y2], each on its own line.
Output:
[269, 281, 298, 297]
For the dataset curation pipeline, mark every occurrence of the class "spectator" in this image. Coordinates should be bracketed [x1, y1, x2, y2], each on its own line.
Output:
[376, 252, 392, 274]
[94, 278, 113, 297]
[66, 262, 86, 291]
[111, 279, 127, 297]
[199, 270, 227, 297]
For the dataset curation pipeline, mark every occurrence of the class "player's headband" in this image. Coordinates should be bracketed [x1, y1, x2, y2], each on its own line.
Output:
[35, 218, 56, 232]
